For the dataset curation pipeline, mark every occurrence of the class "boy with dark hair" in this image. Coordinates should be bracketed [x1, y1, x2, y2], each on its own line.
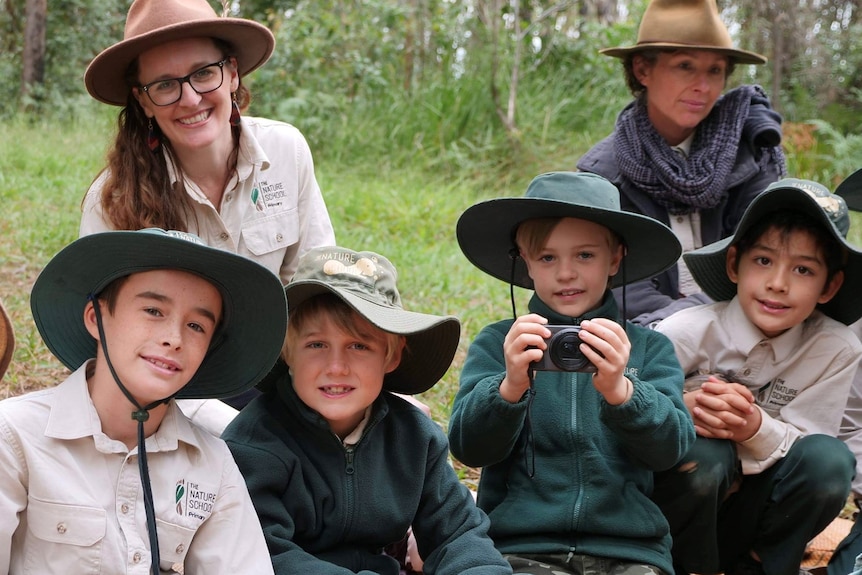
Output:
[223, 246, 512, 575]
[653, 179, 862, 575]
[448, 171, 694, 575]
[0, 229, 287, 575]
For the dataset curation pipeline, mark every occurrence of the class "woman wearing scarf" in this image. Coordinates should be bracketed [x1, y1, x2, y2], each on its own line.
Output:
[577, 0, 785, 325]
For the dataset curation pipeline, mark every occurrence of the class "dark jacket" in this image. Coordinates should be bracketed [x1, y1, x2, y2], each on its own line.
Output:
[223, 379, 512, 575]
[577, 112, 785, 323]
[448, 292, 694, 574]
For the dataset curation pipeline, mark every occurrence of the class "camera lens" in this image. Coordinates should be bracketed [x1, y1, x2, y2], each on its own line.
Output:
[548, 328, 589, 371]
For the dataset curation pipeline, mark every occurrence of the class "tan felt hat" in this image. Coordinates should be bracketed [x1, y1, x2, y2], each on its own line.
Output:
[85, 0, 275, 106]
[601, 0, 766, 65]
[0, 299, 14, 382]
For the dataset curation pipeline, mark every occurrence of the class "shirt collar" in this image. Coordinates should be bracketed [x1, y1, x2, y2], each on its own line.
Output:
[726, 296, 806, 361]
[45, 361, 204, 454]
[672, 131, 695, 158]
[162, 117, 270, 198]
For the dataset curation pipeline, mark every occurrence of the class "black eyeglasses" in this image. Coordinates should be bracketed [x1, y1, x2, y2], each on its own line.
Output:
[140, 59, 228, 106]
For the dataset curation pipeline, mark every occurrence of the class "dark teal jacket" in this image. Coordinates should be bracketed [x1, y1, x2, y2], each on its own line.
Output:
[448, 292, 694, 574]
[223, 378, 512, 575]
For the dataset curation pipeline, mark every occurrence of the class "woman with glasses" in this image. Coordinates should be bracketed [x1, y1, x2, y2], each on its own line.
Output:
[80, 0, 334, 414]
[80, 0, 334, 290]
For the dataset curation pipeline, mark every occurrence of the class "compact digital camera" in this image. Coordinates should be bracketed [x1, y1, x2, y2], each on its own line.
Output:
[530, 325, 597, 373]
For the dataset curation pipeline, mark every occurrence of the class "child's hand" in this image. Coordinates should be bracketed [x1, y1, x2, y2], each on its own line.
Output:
[689, 377, 759, 440]
[500, 314, 548, 403]
[578, 318, 632, 405]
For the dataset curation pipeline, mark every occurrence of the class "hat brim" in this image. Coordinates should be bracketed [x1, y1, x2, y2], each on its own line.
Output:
[600, 44, 767, 65]
[0, 299, 14, 382]
[836, 168, 862, 212]
[85, 19, 275, 106]
[456, 197, 682, 290]
[285, 281, 461, 395]
[684, 186, 862, 325]
[31, 230, 287, 399]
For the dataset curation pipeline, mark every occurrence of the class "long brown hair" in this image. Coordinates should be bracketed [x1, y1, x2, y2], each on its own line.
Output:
[89, 39, 250, 231]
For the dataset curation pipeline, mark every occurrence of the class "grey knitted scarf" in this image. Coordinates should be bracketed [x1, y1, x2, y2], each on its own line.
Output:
[614, 84, 785, 215]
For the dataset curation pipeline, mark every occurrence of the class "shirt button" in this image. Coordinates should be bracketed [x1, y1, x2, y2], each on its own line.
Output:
[219, 232, 229, 241]
[133, 552, 142, 563]
[225, 193, 232, 203]
[676, 216, 684, 223]
[176, 543, 185, 554]
[121, 504, 129, 514]
[56, 523, 67, 534]
[743, 368, 751, 376]
[275, 233, 284, 242]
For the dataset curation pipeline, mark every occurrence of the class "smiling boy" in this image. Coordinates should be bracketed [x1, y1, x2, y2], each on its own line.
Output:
[223, 246, 511, 575]
[448, 172, 694, 575]
[654, 179, 862, 575]
[0, 229, 286, 575]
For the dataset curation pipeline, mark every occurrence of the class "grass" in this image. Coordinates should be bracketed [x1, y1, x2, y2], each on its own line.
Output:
[0, 114, 534, 433]
[3, 113, 862, 444]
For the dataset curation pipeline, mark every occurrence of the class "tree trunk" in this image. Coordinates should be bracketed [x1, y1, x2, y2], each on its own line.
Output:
[21, 0, 47, 108]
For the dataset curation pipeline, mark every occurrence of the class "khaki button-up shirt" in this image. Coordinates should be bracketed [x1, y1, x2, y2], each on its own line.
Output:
[80, 116, 335, 284]
[0, 363, 274, 574]
[657, 297, 862, 474]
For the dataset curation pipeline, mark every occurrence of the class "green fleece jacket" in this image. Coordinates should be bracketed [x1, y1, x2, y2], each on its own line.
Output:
[448, 292, 694, 573]
[223, 378, 512, 575]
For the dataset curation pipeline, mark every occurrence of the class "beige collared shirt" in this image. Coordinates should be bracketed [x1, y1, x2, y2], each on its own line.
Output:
[0, 363, 274, 575]
[668, 132, 702, 297]
[657, 297, 862, 474]
[81, 116, 335, 284]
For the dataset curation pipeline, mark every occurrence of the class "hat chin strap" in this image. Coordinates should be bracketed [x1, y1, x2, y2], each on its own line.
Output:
[90, 295, 173, 575]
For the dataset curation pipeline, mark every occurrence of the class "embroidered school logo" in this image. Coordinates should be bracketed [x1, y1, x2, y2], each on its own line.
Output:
[258, 179, 287, 209]
[175, 479, 185, 515]
[174, 479, 217, 522]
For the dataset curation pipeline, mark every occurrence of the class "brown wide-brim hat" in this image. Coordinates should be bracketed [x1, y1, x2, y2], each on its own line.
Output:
[0, 299, 14, 382]
[601, 0, 767, 65]
[85, 0, 275, 106]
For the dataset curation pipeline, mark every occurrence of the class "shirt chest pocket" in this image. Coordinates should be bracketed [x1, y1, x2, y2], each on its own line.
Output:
[241, 208, 299, 256]
[156, 519, 196, 572]
[25, 497, 106, 573]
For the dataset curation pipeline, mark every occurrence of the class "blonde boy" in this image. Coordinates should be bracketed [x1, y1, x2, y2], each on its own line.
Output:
[449, 172, 694, 575]
[223, 246, 512, 575]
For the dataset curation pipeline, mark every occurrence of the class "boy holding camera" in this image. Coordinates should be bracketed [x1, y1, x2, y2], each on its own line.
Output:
[448, 172, 695, 575]
[653, 178, 862, 575]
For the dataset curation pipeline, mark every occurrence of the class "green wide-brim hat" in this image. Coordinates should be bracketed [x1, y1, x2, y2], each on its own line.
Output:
[31, 229, 287, 399]
[836, 167, 862, 212]
[285, 247, 461, 395]
[684, 178, 862, 325]
[457, 171, 682, 289]
[600, 0, 767, 65]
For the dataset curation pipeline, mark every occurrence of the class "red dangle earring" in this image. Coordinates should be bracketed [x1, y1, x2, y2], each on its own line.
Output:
[230, 93, 241, 127]
[147, 118, 160, 152]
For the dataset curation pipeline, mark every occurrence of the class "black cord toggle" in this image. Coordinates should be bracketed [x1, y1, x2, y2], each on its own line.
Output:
[132, 409, 150, 422]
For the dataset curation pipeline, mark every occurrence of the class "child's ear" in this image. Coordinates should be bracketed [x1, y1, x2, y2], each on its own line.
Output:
[725, 246, 740, 285]
[83, 300, 101, 342]
[384, 337, 406, 374]
[608, 243, 625, 278]
[818, 270, 844, 304]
